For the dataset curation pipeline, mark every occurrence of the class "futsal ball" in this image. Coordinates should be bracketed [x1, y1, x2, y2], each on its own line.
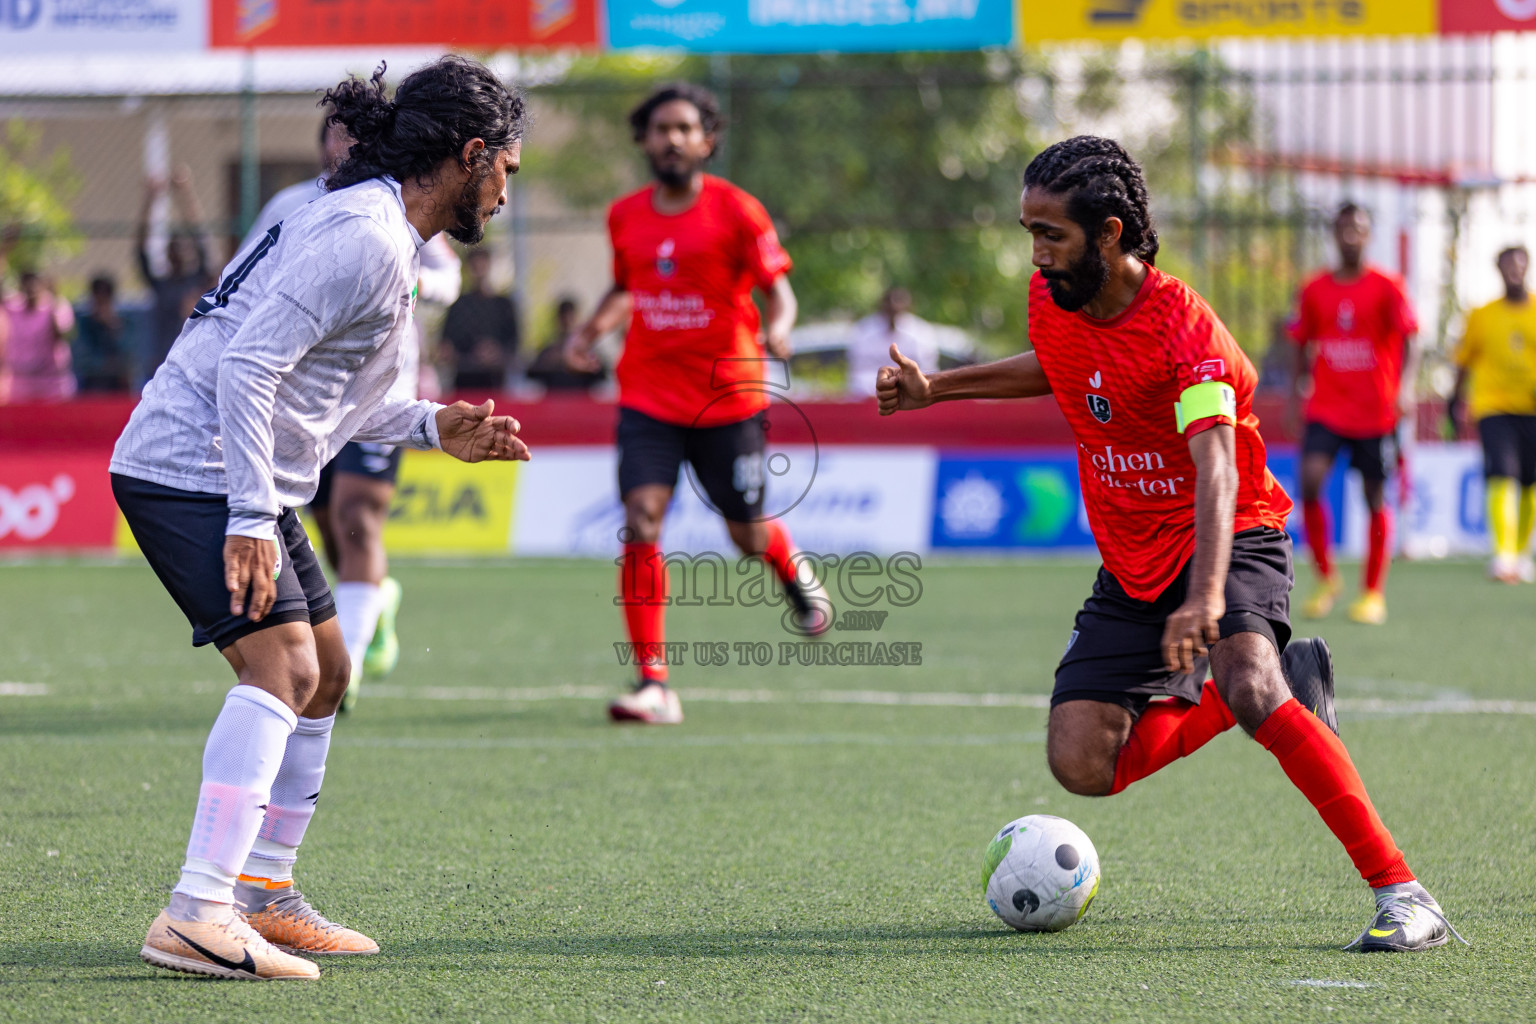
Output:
[982, 814, 1101, 932]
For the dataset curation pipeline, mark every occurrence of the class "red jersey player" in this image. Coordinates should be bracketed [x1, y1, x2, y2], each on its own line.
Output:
[877, 137, 1459, 952]
[565, 83, 830, 726]
[1289, 204, 1419, 625]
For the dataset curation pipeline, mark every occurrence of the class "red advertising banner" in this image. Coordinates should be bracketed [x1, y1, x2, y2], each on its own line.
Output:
[210, 0, 598, 49]
[0, 453, 118, 551]
[1441, 0, 1536, 32]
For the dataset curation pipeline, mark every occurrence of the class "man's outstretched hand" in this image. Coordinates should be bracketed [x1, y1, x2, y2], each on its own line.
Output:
[876, 343, 934, 416]
[436, 400, 531, 463]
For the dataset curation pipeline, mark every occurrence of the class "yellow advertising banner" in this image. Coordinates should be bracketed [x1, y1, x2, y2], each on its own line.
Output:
[1021, 0, 1437, 43]
[115, 450, 520, 558]
[383, 450, 519, 555]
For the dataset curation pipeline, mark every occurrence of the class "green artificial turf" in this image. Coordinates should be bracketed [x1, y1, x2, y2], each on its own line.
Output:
[2, 558, 1534, 1022]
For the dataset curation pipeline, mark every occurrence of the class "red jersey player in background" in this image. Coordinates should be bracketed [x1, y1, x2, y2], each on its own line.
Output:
[565, 83, 830, 726]
[877, 137, 1459, 952]
[1289, 204, 1419, 625]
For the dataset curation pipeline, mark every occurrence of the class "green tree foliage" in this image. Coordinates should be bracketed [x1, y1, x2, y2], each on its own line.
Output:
[531, 49, 1294, 357]
[531, 52, 1044, 352]
[0, 120, 80, 276]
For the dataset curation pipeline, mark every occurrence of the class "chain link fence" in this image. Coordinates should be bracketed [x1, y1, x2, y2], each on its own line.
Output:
[2, 40, 1534, 398]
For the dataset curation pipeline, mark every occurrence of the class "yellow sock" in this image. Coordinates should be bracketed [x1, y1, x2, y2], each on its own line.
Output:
[1520, 485, 1536, 553]
[1488, 477, 1518, 557]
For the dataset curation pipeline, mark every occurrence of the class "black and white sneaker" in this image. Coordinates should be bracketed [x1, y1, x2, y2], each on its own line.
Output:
[1347, 884, 1467, 952]
[1282, 636, 1338, 736]
[782, 575, 834, 637]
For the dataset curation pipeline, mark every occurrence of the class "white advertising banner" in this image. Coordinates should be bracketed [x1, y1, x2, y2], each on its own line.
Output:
[0, 0, 206, 53]
[512, 445, 936, 558]
[1355, 441, 1489, 559]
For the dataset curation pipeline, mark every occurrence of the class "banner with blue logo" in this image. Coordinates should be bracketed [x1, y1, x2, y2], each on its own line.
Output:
[607, 0, 1012, 52]
[931, 451, 1096, 551]
[929, 448, 1347, 552]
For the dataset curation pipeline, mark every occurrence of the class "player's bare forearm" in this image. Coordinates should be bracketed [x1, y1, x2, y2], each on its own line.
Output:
[763, 275, 797, 358]
[1161, 425, 1237, 673]
[1448, 366, 1469, 436]
[877, 350, 1049, 417]
[1188, 426, 1238, 600]
[579, 286, 632, 345]
[928, 353, 1051, 402]
[1400, 334, 1421, 419]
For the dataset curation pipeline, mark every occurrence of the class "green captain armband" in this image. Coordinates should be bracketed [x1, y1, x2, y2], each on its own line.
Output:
[1174, 381, 1237, 434]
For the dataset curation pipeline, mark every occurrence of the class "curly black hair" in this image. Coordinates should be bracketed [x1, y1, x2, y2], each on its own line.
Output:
[1023, 136, 1159, 266]
[322, 56, 527, 193]
[628, 82, 723, 142]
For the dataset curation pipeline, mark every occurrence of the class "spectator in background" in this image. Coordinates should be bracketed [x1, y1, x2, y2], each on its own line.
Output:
[137, 165, 215, 379]
[73, 274, 129, 393]
[1, 270, 76, 403]
[441, 248, 519, 391]
[846, 286, 942, 397]
[526, 296, 606, 391]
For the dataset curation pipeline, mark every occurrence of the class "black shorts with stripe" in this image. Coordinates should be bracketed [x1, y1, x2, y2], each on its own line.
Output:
[1052, 527, 1294, 718]
[111, 474, 335, 650]
[1302, 421, 1395, 483]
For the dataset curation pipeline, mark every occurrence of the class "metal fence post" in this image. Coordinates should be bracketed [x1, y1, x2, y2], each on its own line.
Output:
[238, 50, 259, 239]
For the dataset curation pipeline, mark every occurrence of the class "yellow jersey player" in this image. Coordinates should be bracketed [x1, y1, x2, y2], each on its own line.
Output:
[1450, 245, 1536, 583]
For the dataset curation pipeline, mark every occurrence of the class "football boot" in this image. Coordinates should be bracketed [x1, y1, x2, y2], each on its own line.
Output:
[141, 908, 319, 980]
[1281, 636, 1338, 736]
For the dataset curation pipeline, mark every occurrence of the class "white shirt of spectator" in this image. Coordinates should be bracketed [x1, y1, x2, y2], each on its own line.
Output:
[111, 176, 443, 541]
[847, 311, 944, 397]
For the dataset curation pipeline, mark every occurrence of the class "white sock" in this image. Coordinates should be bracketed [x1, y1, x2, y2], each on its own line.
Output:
[242, 713, 335, 883]
[333, 582, 384, 682]
[173, 685, 296, 905]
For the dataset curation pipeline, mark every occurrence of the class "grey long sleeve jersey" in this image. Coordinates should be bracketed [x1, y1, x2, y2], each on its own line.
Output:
[111, 176, 444, 541]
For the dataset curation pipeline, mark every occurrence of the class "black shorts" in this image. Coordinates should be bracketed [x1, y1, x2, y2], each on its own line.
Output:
[1478, 414, 1536, 486]
[111, 474, 336, 650]
[1302, 421, 1395, 482]
[310, 442, 403, 509]
[1052, 527, 1294, 717]
[616, 406, 766, 522]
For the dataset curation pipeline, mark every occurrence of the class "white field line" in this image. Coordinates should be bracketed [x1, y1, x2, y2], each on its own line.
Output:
[0, 682, 48, 696]
[0, 730, 1044, 752]
[364, 683, 1536, 716]
[364, 684, 1056, 708]
[1286, 980, 1373, 989]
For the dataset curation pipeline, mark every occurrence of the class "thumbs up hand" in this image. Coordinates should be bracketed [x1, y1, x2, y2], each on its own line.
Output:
[876, 343, 934, 416]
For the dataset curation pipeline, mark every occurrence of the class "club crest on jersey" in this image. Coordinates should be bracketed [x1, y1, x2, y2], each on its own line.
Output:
[1336, 300, 1356, 332]
[656, 239, 677, 278]
[1086, 394, 1112, 423]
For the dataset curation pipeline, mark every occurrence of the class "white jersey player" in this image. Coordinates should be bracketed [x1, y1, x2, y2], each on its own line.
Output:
[112, 56, 528, 982]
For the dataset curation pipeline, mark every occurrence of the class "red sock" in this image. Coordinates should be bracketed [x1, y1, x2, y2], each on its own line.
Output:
[1109, 680, 1236, 795]
[618, 542, 668, 684]
[1303, 499, 1334, 578]
[763, 521, 799, 586]
[1365, 507, 1392, 592]
[1255, 699, 1414, 886]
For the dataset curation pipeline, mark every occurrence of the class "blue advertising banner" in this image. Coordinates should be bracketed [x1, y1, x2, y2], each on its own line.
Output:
[929, 448, 1346, 552]
[607, 0, 1012, 52]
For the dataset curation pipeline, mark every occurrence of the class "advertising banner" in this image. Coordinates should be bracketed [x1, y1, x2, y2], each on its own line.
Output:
[1018, 0, 1436, 44]
[0, 453, 118, 551]
[607, 0, 1013, 53]
[1439, 0, 1536, 33]
[380, 450, 520, 555]
[209, 0, 598, 49]
[928, 448, 1347, 552]
[0, 0, 205, 53]
[512, 445, 936, 557]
